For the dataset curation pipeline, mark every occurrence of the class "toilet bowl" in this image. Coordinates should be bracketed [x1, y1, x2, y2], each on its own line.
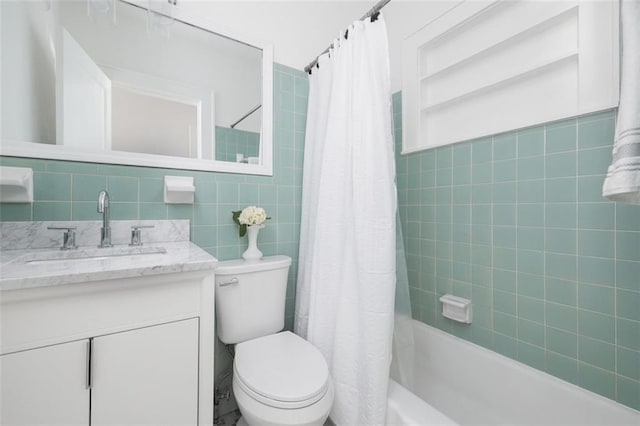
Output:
[233, 332, 333, 426]
[215, 256, 334, 426]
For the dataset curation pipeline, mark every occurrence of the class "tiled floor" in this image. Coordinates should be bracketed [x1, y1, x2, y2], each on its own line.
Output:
[214, 411, 333, 426]
[214, 408, 241, 425]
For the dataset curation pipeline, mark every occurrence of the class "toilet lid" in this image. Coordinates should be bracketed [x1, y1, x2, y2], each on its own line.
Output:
[234, 331, 330, 408]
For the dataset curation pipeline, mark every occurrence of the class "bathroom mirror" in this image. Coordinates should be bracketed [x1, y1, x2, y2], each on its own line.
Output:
[0, 0, 273, 175]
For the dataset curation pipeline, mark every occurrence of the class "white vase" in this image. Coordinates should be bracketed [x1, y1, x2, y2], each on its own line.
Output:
[242, 224, 264, 260]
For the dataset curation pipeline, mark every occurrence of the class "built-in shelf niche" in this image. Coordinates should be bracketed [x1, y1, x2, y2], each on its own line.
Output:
[402, 0, 619, 153]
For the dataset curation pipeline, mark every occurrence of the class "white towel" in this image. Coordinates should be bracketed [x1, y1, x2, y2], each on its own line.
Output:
[602, 0, 640, 203]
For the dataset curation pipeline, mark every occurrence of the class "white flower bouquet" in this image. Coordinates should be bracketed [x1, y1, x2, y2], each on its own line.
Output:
[232, 206, 270, 237]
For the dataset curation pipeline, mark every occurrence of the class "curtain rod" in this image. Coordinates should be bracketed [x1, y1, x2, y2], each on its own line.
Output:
[230, 104, 262, 129]
[303, 0, 391, 74]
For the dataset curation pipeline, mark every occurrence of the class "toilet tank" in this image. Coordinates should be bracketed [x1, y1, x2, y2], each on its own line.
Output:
[215, 255, 292, 344]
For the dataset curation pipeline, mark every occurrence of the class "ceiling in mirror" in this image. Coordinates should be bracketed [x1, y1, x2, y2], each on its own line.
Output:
[1, 0, 272, 173]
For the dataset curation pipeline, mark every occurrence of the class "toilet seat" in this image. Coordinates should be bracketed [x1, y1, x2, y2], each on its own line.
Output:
[234, 331, 330, 409]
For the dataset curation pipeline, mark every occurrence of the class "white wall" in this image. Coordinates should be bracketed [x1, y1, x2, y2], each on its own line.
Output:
[385, 1, 460, 91]
[1, 1, 57, 144]
[111, 87, 198, 158]
[179, 0, 459, 92]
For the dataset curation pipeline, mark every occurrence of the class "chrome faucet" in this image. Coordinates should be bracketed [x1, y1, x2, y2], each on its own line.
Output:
[97, 190, 112, 248]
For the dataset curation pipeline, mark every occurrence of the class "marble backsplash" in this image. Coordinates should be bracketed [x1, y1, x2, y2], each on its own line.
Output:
[0, 220, 189, 250]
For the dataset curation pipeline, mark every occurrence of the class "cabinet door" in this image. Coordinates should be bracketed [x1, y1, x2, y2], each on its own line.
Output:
[91, 318, 199, 426]
[0, 340, 90, 426]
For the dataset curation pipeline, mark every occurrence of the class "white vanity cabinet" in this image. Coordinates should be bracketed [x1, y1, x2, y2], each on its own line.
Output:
[91, 318, 199, 426]
[1, 339, 91, 425]
[0, 270, 215, 426]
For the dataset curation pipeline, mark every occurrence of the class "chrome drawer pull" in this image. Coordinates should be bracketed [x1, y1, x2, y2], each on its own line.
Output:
[218, 277, 239, 287]
[86, 338, 93, 390]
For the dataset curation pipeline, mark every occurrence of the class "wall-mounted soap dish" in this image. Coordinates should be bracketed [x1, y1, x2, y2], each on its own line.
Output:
[440, 294, 472, 324]
[0, 166, 33, 203]
[164, 176, 195, 204]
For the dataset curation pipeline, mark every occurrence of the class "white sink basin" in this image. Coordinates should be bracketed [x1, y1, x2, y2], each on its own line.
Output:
[0, 240, 217, 292]
[17, 246, 167, 266]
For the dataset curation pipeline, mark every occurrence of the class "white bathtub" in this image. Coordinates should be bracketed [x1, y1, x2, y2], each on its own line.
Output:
[386, 320, 639, 426]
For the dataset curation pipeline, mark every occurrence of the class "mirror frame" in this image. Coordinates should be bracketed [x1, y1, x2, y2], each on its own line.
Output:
[0, 0, 274, 176]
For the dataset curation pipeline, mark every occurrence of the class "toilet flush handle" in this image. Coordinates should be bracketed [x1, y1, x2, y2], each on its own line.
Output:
[218, 277, 239, 287]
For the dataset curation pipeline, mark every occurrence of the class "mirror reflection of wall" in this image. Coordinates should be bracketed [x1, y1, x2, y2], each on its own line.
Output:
[1, 0, 263, 164]
[112, 87, 198, 158]
[215, 127, 260, 163]
[1, 1, 57, 145]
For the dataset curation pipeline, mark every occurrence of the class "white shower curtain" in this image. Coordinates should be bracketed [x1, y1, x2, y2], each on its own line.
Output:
[295, 15, 396, 426]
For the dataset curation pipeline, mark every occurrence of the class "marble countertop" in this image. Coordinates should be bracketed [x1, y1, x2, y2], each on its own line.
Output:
[0, 242, 218, 291]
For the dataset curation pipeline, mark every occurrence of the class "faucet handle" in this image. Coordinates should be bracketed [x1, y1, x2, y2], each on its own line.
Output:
[47, 226, 78, 250]
[130, 225, 154, 246]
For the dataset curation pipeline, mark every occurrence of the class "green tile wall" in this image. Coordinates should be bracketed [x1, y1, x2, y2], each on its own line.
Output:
[3, 62, 638, 411]
[215, 126, 260, 163]
[395, 92, 640, 411]
[0, 63, 309, 329]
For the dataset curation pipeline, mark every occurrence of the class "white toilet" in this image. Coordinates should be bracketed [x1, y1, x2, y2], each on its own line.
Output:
[215, 255, 334, 426]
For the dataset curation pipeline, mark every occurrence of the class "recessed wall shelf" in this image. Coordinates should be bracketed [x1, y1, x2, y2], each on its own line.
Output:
[420, 52, 579, 112]
[418, 4, 579, 81]
[402, 0, 619, 153]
